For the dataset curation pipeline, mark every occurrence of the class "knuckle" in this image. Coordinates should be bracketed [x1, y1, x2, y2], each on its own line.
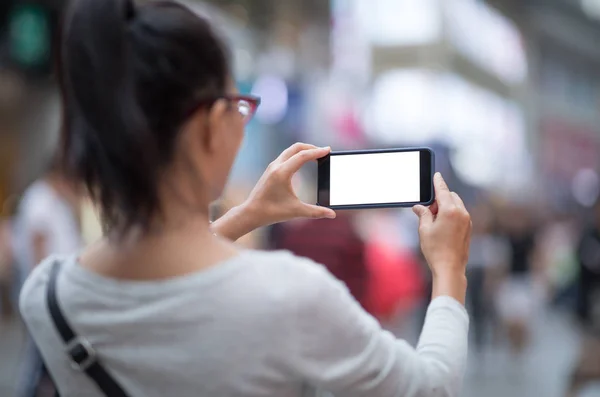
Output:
[297, 151, 311, 161]
[271, 164, 284, 177]
[445, 206, 460, 218]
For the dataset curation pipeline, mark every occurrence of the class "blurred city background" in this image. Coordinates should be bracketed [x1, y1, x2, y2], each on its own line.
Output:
[1, 0, 600, 396]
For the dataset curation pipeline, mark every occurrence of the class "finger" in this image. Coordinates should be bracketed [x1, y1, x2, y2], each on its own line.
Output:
[429, 200, 439, 216]
[433, 173, 453, 209]
[413, 205, 433, 226]
[275, 143, 320, 164]
[280, 147, 331, 177]
[302, 203, 336, 219]
[450, 192, 467, 212]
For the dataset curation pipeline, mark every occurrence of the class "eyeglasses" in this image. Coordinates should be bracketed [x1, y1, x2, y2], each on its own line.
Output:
[228, 95, 261, 124]
[187, 94, 261, 125]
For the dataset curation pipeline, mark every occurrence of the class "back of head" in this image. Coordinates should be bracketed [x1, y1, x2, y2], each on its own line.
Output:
[60, 0, 230, 232]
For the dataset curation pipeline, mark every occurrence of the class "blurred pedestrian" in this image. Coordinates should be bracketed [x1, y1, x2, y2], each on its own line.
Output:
[538, 212, 579, 308]
[495, 206, 544, 356]
[12, 158, 82, 397]
[566, 201, 600, 397]
[19, 1, 472, 396]
[466, 203, 508, 357]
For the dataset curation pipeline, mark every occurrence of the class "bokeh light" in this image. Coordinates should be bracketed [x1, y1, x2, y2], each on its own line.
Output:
[251, 74, 289, 125]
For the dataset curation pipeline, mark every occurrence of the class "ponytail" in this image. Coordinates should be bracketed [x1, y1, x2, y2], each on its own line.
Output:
[59, 0, 230, 232]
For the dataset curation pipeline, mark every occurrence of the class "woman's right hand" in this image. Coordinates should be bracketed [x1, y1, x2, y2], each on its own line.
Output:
[413, 173, 471, 304]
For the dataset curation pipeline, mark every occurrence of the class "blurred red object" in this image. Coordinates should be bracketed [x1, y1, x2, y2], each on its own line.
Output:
[364, 240, 424, 322]
[270, 213, 369, 307]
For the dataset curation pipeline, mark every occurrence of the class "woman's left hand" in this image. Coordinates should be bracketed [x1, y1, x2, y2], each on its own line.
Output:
[211, 143, 336, 241]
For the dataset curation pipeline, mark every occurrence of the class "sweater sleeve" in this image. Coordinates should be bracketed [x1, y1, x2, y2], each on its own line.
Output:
[286, 259, 469, 397]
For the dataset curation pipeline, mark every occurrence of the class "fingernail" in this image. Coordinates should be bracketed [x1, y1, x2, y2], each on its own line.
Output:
[322, 146, 331, 150]
[327, 212, 336, 219]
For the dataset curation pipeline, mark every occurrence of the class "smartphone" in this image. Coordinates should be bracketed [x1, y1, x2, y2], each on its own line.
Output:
[317, 147, 434, 210]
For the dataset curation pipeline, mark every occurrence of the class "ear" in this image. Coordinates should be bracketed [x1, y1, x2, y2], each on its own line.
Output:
[205, 99, 229, 154]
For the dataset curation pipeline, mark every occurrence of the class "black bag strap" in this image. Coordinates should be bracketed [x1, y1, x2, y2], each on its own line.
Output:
[47, 261, 130, 397]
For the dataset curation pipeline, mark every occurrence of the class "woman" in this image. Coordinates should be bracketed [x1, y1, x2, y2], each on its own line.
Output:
[19, 1, 472, 396]
[495, 205, 543, 357]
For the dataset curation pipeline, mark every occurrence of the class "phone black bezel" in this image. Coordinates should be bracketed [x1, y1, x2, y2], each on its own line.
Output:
[317, 147, 435, 210]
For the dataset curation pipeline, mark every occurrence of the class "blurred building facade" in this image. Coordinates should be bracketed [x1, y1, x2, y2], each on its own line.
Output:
[488, 0, 600, 210]
[529, 0, 600, 210]
[308, 0, 532, 205]
[2, 0, 600, 211]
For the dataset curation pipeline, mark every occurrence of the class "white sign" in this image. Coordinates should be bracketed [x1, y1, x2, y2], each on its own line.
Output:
[444, 0, 528, 85]
[357, 0, 442, 46]
[365, 70, 530, 188]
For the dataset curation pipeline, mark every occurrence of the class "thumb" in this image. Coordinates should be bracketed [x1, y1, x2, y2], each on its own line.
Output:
[302, 204, 336, 220]
[413, 205, 433, 226]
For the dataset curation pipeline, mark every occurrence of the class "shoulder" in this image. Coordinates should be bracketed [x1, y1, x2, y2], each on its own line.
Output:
[19, 255, 64, 323]
[246, 249, 344, 284]
[242, 250, 351, 302]
[253, 251, 377, 348]
[243, 250, 358, 322]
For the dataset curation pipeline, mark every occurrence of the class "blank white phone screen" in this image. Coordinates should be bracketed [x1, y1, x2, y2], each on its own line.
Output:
[329, 151, 420, 206]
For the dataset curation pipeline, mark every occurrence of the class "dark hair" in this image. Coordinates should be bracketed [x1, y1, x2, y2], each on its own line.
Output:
[59, 0, 230, 232]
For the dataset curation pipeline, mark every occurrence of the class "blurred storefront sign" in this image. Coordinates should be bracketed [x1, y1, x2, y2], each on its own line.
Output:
[540, 118, 600, 206]
[541, 118, 599, 181]
[524, 0, 600, 206]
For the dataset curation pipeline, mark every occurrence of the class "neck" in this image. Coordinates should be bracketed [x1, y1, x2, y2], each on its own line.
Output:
[85, 210, 224, 281]
[106, 203, 212, 242]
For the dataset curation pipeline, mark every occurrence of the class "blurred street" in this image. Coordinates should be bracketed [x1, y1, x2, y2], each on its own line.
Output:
[0, 318, 25, 397]
[462, 309, 600, 397]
